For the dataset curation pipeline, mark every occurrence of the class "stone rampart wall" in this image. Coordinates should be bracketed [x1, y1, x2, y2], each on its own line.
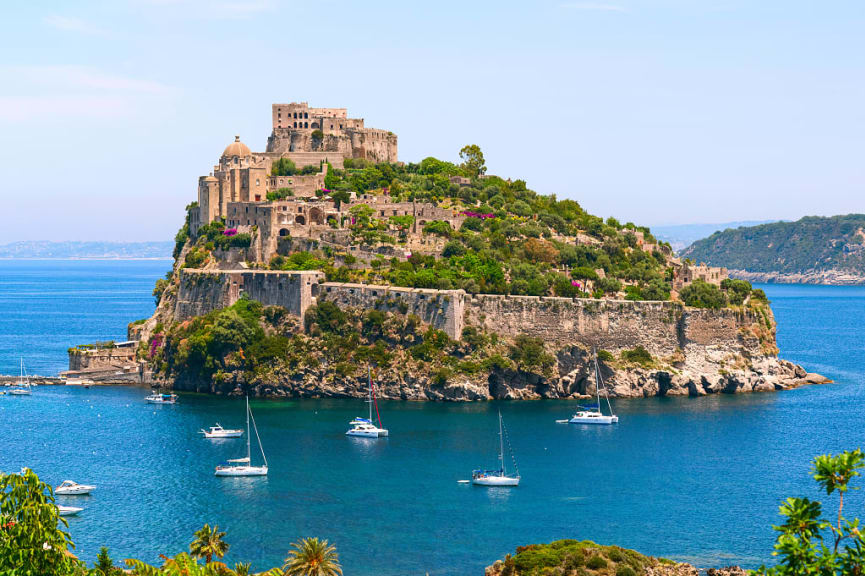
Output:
[316, 282, 465, 339]
[174, 270, 758, 352]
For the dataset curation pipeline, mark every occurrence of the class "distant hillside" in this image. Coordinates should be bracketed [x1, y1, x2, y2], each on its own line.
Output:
[0, 241, 173, 259]
[681, 214, 865, 284]
[652, 220, 778, 252]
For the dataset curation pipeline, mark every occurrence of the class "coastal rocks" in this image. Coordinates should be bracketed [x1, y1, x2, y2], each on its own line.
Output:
[730, 269, 865, 286]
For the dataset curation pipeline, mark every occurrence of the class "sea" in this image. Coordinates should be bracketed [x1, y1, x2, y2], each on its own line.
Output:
[0, 259, 863, 575]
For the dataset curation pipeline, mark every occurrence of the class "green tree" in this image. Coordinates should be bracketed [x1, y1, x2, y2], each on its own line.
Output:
[271, 157, 297, 176]
[329, 189, 351, 210]
[754, 449, 865, 576]
[282, 537, 343, 576]
[679, 279, 727, 308]
[94, 546, 121, 575]
[509, 334, 555, 372]
[0, 468, 81, 576]
[459, 144, 486, 177]
[189, 523, 229, 564]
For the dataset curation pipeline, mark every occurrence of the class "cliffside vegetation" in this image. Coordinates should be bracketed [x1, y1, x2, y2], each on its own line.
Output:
[682, 214, 865, 276]
[316, 153, 674, 299]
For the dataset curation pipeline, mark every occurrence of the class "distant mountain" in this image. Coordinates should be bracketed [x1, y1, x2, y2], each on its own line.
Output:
[680, 214, 865, 285]
[652, 220, 779, 252]
[0, 241, 174, 259]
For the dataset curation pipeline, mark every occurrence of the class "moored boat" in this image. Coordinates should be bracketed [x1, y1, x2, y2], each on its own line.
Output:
[9, 359, 32, 396]
[472, 411, 520, 487]
[215, 397, 268, 477]
[567, 350, 618, 425]
[145, 392, 178, 404]
[57, 505, 83, 516]
[201, 423, 243, 438]
[346, 368, 388, 438]
[55, 480, 96, 495]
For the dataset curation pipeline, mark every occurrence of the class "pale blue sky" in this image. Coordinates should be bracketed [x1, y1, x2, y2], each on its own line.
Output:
[2, 0, 863, 241]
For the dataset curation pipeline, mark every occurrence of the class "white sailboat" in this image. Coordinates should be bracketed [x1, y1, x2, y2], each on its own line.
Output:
[200, 423, 243, 439]
[57, 505, 83, 516]
[215, 397, 268, 476]
[472, 411, 520, 487]
[568, 350, 618, 425]
[10, 359, 32, 396]
[346, 368, 388, 438]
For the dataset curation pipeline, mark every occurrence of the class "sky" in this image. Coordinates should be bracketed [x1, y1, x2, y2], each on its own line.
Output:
[1, 0, 863, 241]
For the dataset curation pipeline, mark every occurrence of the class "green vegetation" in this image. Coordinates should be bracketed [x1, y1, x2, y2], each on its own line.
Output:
[682, 214, 865, 275]
[308, 149, 675, 300]
[679, 279, 728, 309]
[271, 157, 297, 176]
[0, 468, 332, 575]
[754, 449, 865, 576]
[495, 539, 658, 576]
[282, 537, 342, 576]
[267, 187, 294, 201]
[620, 346, 653, 368]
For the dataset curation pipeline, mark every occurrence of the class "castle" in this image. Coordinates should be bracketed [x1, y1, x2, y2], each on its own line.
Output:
[193, 103, 463, 263]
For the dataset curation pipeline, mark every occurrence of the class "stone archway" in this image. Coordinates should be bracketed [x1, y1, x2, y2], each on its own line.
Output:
[295, 215, 306, 225]
[309, 207, 325, 225]
[279, 228, 290, 237]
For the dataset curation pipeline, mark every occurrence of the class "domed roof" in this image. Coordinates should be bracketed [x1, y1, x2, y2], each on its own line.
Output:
[222, 135, 251, 158]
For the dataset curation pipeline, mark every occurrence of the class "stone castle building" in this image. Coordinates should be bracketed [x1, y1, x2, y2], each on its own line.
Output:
[193, 102, 463, 262]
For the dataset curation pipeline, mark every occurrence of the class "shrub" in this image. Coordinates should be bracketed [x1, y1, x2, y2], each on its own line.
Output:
[616, 565, 637, 576]
[680, 279, 727, 308]
[621, 346, 652, 367]
[271, 157, 297, 176]
[267, 187, 294, 201]
[586, 555, 607, 570]
[509, 334, 554, 372]
[597, 349, 614, 362]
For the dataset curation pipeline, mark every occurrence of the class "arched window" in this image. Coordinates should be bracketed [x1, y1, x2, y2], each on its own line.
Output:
[293, 112, 297, 119]
[304, 122, 308, 128]
[279, 228, 289, 237]
[295, 215, 306, 225]
[304, 112, 308, 119]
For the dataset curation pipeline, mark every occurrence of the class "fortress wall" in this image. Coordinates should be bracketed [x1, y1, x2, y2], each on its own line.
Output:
[464, 295, 685, 356]
[316, 283, 465, 339]
[175, 270, 753, 353]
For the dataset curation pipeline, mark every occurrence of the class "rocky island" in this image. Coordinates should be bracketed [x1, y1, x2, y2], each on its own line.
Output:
[67, 102, 826, 400]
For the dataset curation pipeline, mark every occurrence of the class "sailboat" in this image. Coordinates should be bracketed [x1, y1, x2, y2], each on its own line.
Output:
[10, 359, 32, 396]
[472, 410, 520, 487]
[568, 349, 618, 425]
[346, 368, 388, 438]
[215, 396, 268, 476]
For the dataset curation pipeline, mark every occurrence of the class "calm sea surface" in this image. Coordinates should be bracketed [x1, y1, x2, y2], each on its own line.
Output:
[1, 260, 863, 574]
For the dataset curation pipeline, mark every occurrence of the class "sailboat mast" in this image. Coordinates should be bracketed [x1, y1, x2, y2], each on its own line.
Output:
[368, 367, 373, 422]
[499, 411, 505, 474]
[246, 396, 251, 463]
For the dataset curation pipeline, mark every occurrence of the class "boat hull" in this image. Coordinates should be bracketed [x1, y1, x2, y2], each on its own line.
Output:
[346, 428, 388, 438]
[568, 414, 618, 425]
[215, 465, 268, 477]
[55, 486, 95, 495]
[57, 506, 83, 516]
[9, 390, 31, 395]
[204, 431, 243, 438]
[472, 476, 520, 487]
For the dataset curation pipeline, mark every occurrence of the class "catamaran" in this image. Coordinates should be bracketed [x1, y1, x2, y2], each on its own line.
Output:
[145, 391, 178, 404]
[346, 368, 388, 438]
[215, 397, 268, 476]
[55, 480, 96, 495]
[472, 411, 520, 487]
[9, 359, 32, 396]
[200, 423, 243, 438]
[568, 350, 618, 425]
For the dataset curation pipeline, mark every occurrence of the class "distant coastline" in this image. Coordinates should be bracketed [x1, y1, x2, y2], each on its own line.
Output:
[0, 240, 173, 260]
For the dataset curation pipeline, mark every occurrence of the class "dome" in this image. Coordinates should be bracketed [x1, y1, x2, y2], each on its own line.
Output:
[222, 135, 251, 158]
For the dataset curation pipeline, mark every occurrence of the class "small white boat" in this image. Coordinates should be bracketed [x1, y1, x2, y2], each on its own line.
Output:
[472, 411, 520, 487]
[346, 368, 388, 438]
[57, 505, 83, 516]
[215, 397, 268, 477]
[145, 392, 178, 404]
[568, 350, 619, 425]
[10, 359, 32, 395]
[55, 480, 96, 495]
[201, 423, 243, 439]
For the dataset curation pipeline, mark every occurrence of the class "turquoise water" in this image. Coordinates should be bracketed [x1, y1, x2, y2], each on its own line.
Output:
[1, 260, 864, 574]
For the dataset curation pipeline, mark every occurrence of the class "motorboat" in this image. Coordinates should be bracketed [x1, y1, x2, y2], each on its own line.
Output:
[55, 480, 96, 495]
[472, 411, 520, 487]
[57, 505, 83, 516]
[346, 368, 388, 438]
[201, 423, 243, 439]
[215, 397, 268, 477]
[145, 392, 178, 404]
[567, 350, 618, 425]
[10, 359, 32, 395]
